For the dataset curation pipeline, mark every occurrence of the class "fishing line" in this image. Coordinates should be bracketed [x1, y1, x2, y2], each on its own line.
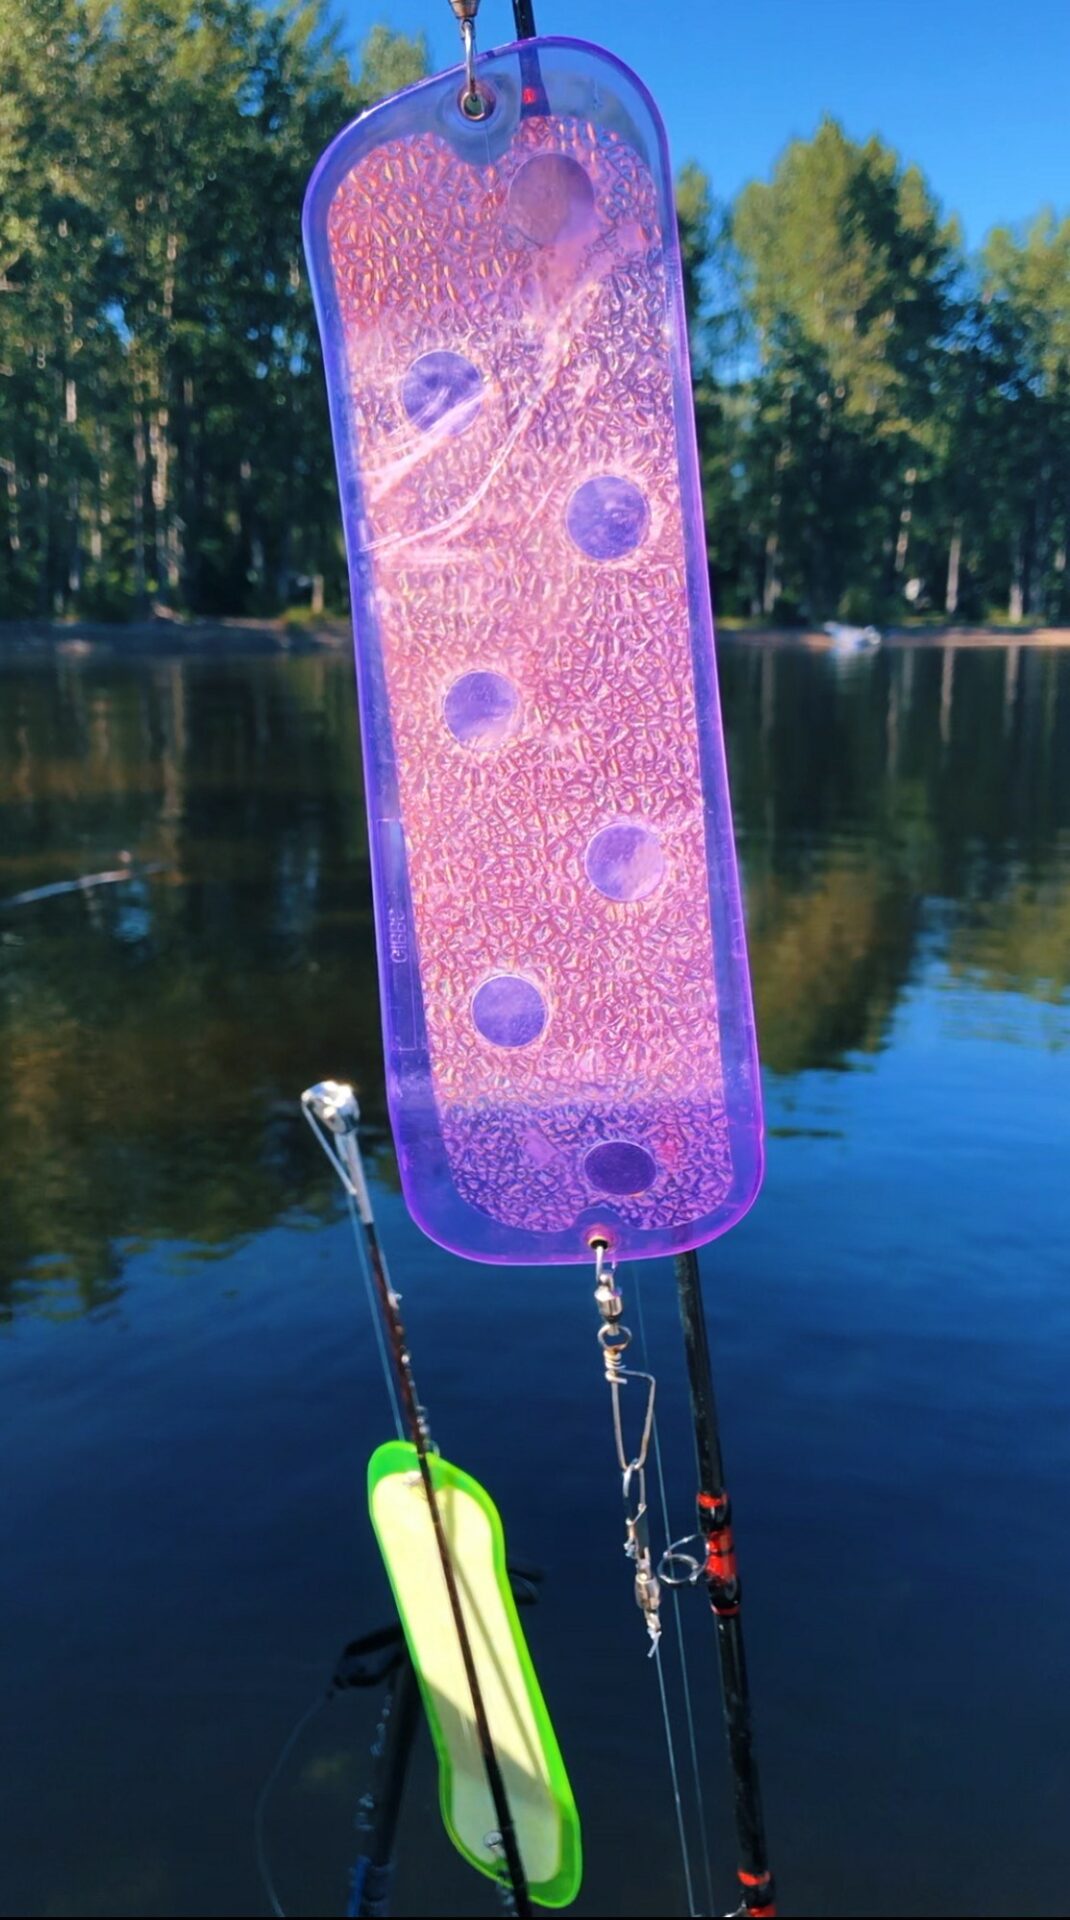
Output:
[596, 1257, 698, 1918]
[652, 1635, 698, 1920]
[359, 1213, 533, 1917]
[633, 1260, 717, 1919]
[344, 1187, 404, 1441]
[303, 1084, 532, 1918]
[254, 1689, 335, 1920]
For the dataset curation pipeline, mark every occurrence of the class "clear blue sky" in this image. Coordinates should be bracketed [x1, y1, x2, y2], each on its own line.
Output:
[342, 0, 1070, 248]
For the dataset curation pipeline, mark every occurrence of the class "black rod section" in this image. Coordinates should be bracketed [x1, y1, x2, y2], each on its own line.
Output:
[363, 1209, 533, 1916]
[510, 0, 547, 116]
[304, 1086, 531, 1914]
[353, 1658, 421, 1917]
[674, 1249, 776, 1918]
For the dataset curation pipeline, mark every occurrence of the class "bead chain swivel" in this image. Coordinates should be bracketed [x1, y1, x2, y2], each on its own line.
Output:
[590, 1239, 663, 1654]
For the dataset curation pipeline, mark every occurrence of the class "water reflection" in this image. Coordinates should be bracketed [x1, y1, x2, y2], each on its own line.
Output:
[722, 643, 1069, 1072]
[0, 644, 1066, 1314]
[0, 655, 386, 1316]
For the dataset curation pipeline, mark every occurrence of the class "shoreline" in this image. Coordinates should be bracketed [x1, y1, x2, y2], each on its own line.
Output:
[0, 615, 352, 659]
[722, 623, 1070, 650]
[1, 615, 1068, 659]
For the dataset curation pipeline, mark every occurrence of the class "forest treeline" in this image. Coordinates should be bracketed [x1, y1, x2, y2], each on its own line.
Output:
[1, 1, 1067, 626]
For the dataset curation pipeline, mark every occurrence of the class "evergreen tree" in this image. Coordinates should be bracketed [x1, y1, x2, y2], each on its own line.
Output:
[0, 19, 1064, 628]
[0, 2, 426, 619]
[979, 214, 1070, 623]
[731, 118, 959, 622]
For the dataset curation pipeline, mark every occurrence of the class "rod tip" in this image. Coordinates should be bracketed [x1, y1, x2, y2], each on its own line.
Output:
[301, 1080, 361, 1134]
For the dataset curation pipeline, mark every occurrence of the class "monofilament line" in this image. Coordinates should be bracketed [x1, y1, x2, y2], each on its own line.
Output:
[634, 1260, 717, 1918]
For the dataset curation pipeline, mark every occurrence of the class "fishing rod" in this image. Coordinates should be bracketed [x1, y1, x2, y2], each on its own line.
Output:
[674, 1250, 775, 1918]
[302, 1082, 533, 1919]
[509, 0, 775, 1895]
[496, 0, 775, 1893]
[339, 1630, 422, 1920]
[301, 0, 781, 1908]
[589, 1229, 776, 1917]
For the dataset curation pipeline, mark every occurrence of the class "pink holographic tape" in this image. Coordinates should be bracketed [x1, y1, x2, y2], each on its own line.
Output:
[303, 37, 763, 1265]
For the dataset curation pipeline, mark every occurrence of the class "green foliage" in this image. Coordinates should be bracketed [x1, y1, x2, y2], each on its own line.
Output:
[734, 121, 956, 426]
[0, 2, 425, 620]
[677, 125, 1068, 623]
[975, 213, 1070, 622]
[0, 27, 1065, 628]
[356, 20, 428, 104]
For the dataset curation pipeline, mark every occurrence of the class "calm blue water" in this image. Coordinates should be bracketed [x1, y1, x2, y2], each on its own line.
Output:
[2, 642, 1067, 1917]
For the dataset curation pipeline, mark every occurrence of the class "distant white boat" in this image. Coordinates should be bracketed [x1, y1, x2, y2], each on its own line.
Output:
[823, 622, 882, 652]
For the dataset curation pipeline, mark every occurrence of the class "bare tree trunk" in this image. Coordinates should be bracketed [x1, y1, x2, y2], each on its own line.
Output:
[179, 374, 196, 608]
[3, 458, 19, 557]
[131, 198, 150, 614]
[149, 391, 175, 600]
[132, 396, 148, 614]
[276, 409, 295, 607]
[1009, 531, 1024, 622]
[894, 467, 916, 577]
[167, 511, 182, 597]
[97, 425, 111, 561]
[67, 477, 80, 598]
[65, 362, 80, 602]
[238, 456, 256, 605]
[37, 456, 51, 615]
[762, 523, 780, 616]
[945, 520, 962, 615]
[1027, 483, 1046, 621]
[150, 227, 180, 606]
[276, 521, 292, 607]
[90, 425, 106, 568]
[762, 431, 790, 616]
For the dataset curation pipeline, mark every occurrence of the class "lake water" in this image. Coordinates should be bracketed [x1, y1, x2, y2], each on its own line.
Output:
[2, 641, 1067, 1918]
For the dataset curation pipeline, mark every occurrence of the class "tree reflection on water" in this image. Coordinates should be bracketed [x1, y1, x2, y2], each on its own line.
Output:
[0, 643, 1066, 1315]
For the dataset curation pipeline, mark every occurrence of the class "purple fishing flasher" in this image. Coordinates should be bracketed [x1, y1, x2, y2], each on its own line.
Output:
[303, 37, 763, 1265]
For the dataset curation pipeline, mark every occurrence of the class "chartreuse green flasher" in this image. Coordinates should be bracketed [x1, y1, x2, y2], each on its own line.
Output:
[367, 1441, 582, 1908]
